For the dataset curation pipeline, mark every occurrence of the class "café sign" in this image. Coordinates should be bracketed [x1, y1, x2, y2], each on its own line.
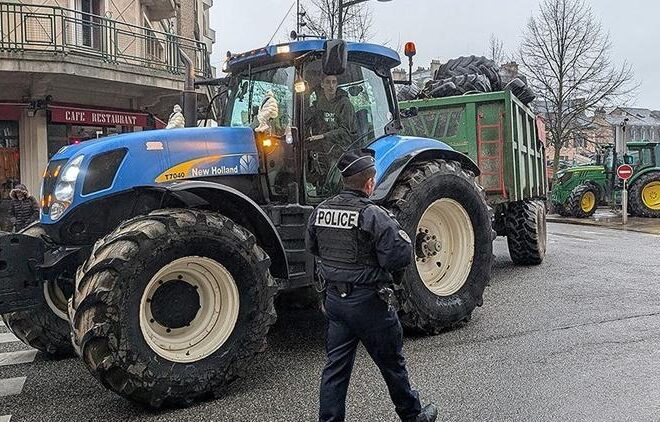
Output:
[50, 106, 149, 127]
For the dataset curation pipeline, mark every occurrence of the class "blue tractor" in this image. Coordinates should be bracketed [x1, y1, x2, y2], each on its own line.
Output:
[0, 40, 493, 406]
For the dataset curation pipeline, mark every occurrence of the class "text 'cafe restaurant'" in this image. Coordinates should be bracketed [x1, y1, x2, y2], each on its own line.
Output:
[0, 102, 165, 209]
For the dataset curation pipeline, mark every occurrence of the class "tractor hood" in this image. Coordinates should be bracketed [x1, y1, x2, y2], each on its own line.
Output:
[43, 127, 260, 223]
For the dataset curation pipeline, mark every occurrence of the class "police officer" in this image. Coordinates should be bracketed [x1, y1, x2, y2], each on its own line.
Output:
[307, 149, 438, 422]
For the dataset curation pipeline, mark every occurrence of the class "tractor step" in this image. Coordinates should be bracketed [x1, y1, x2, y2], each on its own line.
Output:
[0, 233, 45, 314]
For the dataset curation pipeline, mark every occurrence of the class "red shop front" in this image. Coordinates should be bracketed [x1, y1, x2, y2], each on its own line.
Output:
[47, 105, 165, 157]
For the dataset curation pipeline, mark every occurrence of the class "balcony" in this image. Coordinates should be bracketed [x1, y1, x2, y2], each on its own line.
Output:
[0, 2, 210, 77]
[142, 0, 177, 22]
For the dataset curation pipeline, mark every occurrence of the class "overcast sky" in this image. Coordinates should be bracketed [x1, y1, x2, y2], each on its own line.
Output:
[212, 0, 659, 109]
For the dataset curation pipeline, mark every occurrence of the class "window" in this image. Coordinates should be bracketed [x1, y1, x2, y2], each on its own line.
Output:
[225, 66, 295, 135]
[0, 121, 20, 201]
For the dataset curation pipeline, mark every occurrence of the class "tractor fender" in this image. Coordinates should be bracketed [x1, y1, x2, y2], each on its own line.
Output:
[629, 167, 660, 185]
[164, 181, 289, 279]
[370, 135, 480, 202]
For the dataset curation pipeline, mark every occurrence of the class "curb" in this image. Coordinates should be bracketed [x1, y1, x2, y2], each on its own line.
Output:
[547, 215, 660, 235]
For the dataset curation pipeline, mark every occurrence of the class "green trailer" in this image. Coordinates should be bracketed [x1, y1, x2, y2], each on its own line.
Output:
[400, 90, 548, 265]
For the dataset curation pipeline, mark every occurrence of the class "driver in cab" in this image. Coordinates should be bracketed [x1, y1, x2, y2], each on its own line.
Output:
[307, 73, 357, 152]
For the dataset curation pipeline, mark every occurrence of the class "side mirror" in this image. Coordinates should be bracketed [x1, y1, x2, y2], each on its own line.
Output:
[323, 40, 348, 76]
[623, 154, 634, 165]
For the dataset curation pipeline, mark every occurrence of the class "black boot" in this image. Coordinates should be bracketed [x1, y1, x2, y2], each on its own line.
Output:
[413, 403, 438, 422]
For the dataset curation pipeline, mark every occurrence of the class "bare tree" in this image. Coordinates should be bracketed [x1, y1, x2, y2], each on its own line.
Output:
[301, 0, 373, 42]
[487, 34, 504, 64]
[519, 0, 635, 179]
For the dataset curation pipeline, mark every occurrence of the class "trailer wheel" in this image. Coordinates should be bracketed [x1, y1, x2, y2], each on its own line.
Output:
[1, 224, 75, 356]
[628, 172, 660, 218]
[389, 159, 493, 334]
[567, 183, 598, 218]
[69, 209, 277, 407]
[505, 200, 547, 265]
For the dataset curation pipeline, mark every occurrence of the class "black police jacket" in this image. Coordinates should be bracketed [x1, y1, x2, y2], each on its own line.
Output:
[306, 190, 413, 286]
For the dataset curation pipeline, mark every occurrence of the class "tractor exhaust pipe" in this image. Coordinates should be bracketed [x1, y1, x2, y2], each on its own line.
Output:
[180, 50, 197, 127]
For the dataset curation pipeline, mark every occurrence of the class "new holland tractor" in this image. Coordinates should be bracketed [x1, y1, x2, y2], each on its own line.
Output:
[551, 141, 660, 218]
[0, 40, 495, 406]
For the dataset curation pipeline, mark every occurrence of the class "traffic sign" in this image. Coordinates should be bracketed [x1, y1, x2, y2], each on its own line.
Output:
[617, 164, 634, 180]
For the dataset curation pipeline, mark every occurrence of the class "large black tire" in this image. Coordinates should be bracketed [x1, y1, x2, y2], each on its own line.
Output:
[434, 55, 502, 90]
[397, 84, 421, 101]
[1, 224, 75, 357]
[628, 172, 660, 218]
[504, 78, 536, 105]
[69, 209, 277, 407]
[424, 74, 491, 98]
[567, 183, 598, 218]
[388, 159, 493, 334]
[505, 200, 547, 265]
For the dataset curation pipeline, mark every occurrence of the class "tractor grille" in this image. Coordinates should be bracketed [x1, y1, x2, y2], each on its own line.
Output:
[82, 149, 127, 195]
[41, 159, 68, 215]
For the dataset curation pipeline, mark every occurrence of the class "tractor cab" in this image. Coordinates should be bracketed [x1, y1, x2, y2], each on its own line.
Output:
[222, 40, 403, 204]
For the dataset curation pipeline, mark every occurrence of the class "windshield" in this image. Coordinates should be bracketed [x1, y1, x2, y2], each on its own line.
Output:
[223, 66, 295, 136]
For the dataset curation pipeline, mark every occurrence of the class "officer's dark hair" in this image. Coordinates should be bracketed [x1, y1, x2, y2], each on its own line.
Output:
[343, 166, 376, 191]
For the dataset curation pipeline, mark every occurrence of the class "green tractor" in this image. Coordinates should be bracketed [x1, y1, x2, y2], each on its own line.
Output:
[550, 141, 660, 218]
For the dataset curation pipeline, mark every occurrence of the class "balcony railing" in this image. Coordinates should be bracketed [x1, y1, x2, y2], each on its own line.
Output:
[0, 2, 210, 77]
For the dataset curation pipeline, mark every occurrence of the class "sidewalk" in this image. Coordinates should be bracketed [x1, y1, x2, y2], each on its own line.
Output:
[547, 208, 660, 235]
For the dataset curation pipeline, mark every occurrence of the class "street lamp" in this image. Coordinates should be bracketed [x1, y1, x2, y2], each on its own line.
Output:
[338, 0, 392, 39]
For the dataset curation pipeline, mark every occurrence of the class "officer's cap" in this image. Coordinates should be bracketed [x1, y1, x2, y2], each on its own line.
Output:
[338, 149, 375, 177]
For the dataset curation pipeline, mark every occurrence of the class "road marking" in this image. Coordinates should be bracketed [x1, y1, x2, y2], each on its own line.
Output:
[0, 333, 19, 344]
[0, 415, 11, 422]
[0, 350, 37, 366]
[0, 377, 26, 397]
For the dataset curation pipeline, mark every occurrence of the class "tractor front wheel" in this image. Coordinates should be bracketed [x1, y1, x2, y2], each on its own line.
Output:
[69, 209, 277, 407]
[1, 224, 75, 357]
[628, 172, 660, 218]
[389, 159, 493, 334]
[567, 184, 598, 218]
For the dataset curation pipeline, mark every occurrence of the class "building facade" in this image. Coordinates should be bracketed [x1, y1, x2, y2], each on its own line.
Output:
[0, 0, 215, 229]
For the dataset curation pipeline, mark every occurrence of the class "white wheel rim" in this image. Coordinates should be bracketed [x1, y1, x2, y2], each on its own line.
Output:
[139, 256, 240, 363]
[415, 198, 475, 296]
[44, 280, 68, 321]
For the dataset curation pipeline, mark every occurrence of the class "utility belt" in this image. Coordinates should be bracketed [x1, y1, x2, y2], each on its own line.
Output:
[327, 282, 398, 311]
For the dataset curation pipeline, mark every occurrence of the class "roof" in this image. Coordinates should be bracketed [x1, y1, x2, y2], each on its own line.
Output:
[226, 40, 401, 73]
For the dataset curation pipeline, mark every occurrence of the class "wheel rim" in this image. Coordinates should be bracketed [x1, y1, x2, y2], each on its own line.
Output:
[580, 191, 596, 212]
[415, 198, 475, 296]
[641, 181, 660, 210]
[44, 280, 69, 321]
[139, 256, 240, 363]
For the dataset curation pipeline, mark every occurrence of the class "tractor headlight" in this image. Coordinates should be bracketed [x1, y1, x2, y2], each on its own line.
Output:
[51, 155, 84, 220]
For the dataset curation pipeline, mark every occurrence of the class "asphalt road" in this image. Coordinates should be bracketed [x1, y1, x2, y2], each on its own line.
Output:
[1, 222, 659, 421]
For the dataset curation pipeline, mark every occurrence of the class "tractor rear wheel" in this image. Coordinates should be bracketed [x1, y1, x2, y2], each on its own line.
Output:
[389, 159, 493, 334]
[505, 200, 547, 265]
[69, 209, 277, 407]
[567, 184, 598, 218]
[628, 172, 660, 218]
[1, 224, 75, 357]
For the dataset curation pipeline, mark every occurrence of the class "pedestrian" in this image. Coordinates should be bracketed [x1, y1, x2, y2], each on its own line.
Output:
[307, 149, 438, 422]
[9, 183, 39, 232]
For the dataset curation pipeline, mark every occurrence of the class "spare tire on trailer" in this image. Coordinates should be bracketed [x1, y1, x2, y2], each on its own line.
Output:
[69, 209, 277, 407]
[505, 200, 547, 265]
[1, 223, 75, 357]
[425, 74, 491, 98]
[504, 78, 536, 105]
[397, 84, 421, 101]
[434, 55, 502, 91]
[388, 159, 493, 334]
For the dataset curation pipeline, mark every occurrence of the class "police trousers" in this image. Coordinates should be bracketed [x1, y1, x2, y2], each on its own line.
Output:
[319, 287, 421, 422]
